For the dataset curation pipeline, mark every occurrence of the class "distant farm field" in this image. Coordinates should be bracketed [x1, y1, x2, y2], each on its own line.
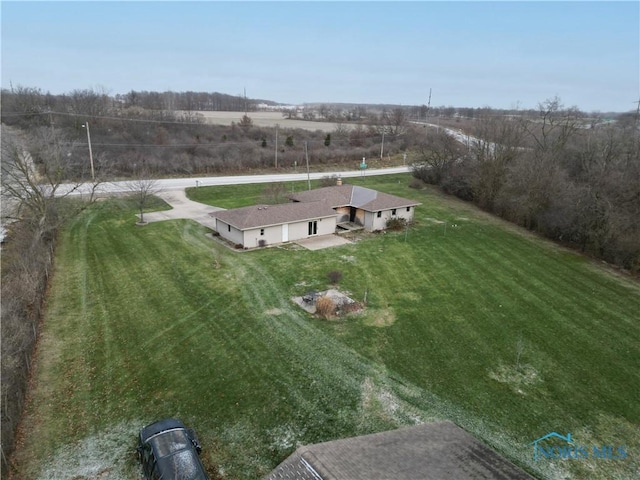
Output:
[188, 110, 342, 132]
[11, 175, 640, 480]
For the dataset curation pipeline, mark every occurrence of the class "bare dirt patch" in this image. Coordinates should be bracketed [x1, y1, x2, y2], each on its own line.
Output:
[363, 308, 396, 327]
[265, 308, 283, 316]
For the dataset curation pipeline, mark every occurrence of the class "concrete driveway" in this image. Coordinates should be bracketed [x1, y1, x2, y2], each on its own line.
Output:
[142, 190, 224, 230]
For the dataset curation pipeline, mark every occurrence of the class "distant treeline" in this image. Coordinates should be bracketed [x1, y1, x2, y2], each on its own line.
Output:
[1, 85, 279, 116]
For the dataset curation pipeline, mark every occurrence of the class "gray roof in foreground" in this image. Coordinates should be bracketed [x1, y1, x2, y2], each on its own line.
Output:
[265, 421, 534, 480]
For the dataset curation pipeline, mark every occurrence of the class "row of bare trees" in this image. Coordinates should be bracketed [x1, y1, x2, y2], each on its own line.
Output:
[0, 126, 100, 475]
[412, 98, 640, 272]
[113, 90, 272, 112]
[1, 86, 267, 121]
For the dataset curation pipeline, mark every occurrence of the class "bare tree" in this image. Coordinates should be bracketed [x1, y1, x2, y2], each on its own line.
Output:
[261, 183, 287, 204]
[333, 121, 350, 139]
[382, 107, 408, 135]
[411, 130, 464, 185]
[127, 170, 160, 224]
[470, 116, 524, 209]
[1, 125, 100, 233]
[521, 97, 581, 153]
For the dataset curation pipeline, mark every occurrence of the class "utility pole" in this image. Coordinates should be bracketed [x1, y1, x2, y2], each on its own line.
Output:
[305, 141, 311, 191]
[380, 131, 385, 159]
[48, 111, 55, 139]
[275, 124, 278, 169]
[82, 121, 95, 181]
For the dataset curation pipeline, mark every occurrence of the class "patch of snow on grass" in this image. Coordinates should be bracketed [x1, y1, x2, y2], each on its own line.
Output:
[268, 424, 304, 452]
[36, 420, 143, 480]
[488, 364, 541, 395]
[360, 377, 423, 426]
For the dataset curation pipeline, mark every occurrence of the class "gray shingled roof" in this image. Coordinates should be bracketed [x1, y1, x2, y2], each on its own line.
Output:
[211, 201, 336, 230]
[289, 185, 420, 212]
[265, 421, 534, 480]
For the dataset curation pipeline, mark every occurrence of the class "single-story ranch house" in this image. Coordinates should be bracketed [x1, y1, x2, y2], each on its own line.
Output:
[211, 183, 420, 249]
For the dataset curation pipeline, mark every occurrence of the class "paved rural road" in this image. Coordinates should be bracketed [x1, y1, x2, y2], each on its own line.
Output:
[57, 166, 411, 197]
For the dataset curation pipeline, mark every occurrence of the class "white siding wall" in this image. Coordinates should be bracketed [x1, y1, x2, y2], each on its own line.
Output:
[218, 217, 338, 249]
[244, 225, 282, 248]
[216, 219, 244, 245]
[288, 217, 336, 241]
[369, 207, 415, 231]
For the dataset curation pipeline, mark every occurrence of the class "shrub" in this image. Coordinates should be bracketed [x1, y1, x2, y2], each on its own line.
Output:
[409, 178, 426, 189]
[327, 270, 343, 284]
[386, 217, 407, 231]
[319, 175, 339, 187]
[315, 296, 336, 319]
[234, 243, 243, 249]
[258, 239, 267, 248]
[261, 183, 287, 204]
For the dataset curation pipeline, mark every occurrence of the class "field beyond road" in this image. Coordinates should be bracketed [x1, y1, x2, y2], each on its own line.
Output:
[186, 110, 341, 132]
[11, 175, 640, 480]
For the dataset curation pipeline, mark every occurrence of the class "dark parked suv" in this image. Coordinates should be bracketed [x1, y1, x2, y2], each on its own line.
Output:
[137, 418, 209, 480]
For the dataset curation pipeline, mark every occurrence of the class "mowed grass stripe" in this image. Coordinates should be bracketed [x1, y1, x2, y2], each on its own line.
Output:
[433, 231, 633, 422]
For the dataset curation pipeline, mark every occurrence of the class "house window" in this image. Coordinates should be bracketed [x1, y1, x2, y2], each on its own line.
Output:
[308, 220, 318, 235]
[228, 225, 231, 232]
[377, 211, 382, 218]
[392, 209, 397, 215]
[406, 207, 411, 212]
[260, 228, 265, 236]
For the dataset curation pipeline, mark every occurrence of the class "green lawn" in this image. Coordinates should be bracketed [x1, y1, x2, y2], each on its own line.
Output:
[12, 175, 640, 480]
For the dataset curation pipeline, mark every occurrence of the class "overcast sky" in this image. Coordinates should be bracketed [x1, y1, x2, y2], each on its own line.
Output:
[2, 1, 638, 112]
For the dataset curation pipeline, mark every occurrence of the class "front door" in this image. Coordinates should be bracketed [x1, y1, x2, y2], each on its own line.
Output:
[282, 223, 289, 242]
[308, 221, 318, 235]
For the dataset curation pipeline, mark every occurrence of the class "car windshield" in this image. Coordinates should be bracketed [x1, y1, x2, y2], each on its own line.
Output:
[152, 429, 191, 457]
[156, 448, 205, 480]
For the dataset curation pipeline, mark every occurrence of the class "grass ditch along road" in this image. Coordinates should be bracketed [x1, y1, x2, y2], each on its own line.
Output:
[11, 175, 640, 480]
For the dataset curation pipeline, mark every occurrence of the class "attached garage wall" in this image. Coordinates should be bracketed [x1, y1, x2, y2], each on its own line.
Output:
[216, 219, 244, 245]
[244, 225, 283, 248]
